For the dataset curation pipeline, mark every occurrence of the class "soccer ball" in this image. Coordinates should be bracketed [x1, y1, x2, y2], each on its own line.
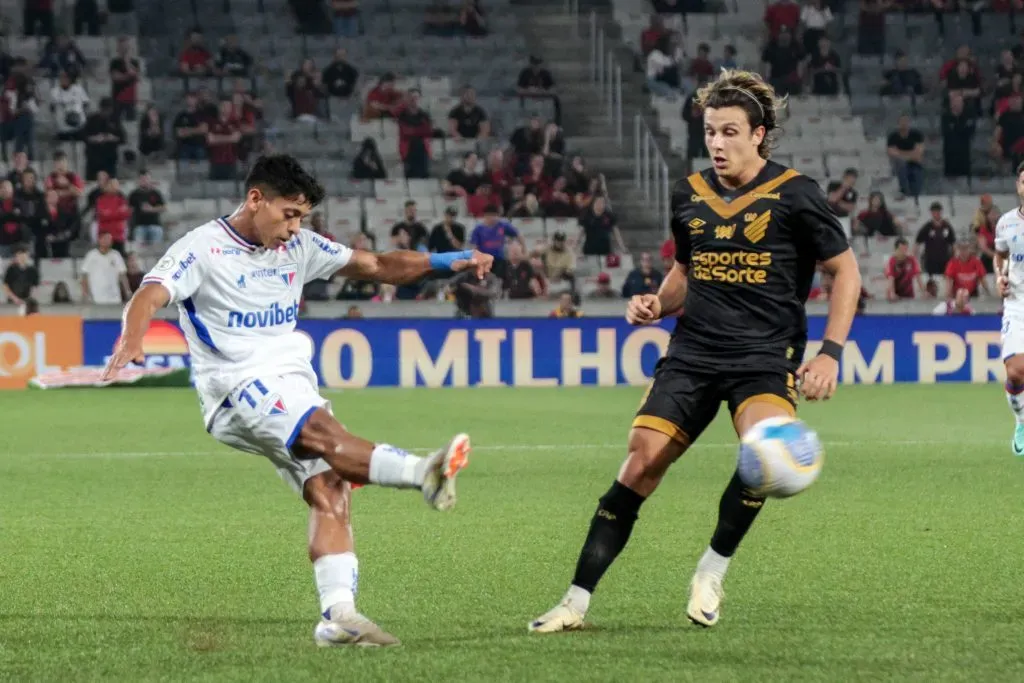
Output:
[736, 416, 823, 498]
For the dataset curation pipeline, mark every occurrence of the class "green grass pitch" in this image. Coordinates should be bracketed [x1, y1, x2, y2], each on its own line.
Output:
[2, 384, 1024, 682]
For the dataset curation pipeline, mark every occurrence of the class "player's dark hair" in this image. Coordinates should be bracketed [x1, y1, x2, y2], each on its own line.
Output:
[696, 69, 785, 159]
[1016, 159, 1024, 177]
[244, 154, 325, 208]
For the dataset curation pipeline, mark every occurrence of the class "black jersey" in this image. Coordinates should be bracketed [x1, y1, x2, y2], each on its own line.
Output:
[670, 160, 849, 367]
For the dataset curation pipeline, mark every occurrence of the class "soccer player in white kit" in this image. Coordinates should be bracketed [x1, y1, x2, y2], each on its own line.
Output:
[995, 162, 1024, 455]
[101, 155, 494, 647]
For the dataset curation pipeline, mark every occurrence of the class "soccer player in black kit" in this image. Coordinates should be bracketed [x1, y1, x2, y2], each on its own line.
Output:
[529, 70, 862, 632]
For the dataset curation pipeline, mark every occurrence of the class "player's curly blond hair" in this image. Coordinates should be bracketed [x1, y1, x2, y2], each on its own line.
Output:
[695, 69, 786, 159]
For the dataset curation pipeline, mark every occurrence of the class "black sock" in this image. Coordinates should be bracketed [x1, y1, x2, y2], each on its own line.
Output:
[571, 481, 646, 593]
[709, 471, 766, 558]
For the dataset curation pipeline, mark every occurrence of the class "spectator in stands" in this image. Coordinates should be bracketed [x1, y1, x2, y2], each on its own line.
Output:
[946, 59, 982, 117]
[49, 70, 88, 142]
[503, 241, 541, 299]
[659, 235, 674, 273]
[174, 93, 209, 162]
[939, 44, 978, 86]
[543, 231, 575, 290]
[179, 29, 214, 76]
[46, 151, 83, 216]
[508, 188, 540, 218]
[933, 287, 974, 315]
[646, 35, 681, 97]
[82, 98, 125, 181]
[826, 168, 858, 218]
[2, 60, 39, 161]
[588, 271, 616, 299]
[621, 252, 663, 298]
[717, 45, 739, 72]
[807, 36, 841, 96]
[915, 202, 956, 282]
[331, 0, 361, 37]
[640, 15, 668, 58]
[450, 268, 500, 318]
[287, 63, 325, 123]
[84, 170, 108, 218]
[39, 187, 77, 258]
[470, 205, 521, 276]
[975, 205, 999, 273]
[761, 26, 803, 96]
[51, 280, 71, 303]
[448, 86, 490, 142]
[0, 180, 26, 257]
[194, 87, 218, 121]
[542, 176, 575, 217]
[430, 206, 466, 253]
[95, 178, 131, 254]
[510, 115, 544, 174]
[881, 51, 924, 97]
[765, 0, 800, 39]
[995, 73, 1024, 118]
[520, 153, 550, 202]
[687, 44, 716, 92]
[886, 114, 925, 199]
[79, 232, 129, 304]
[460, 0, 487, 36]
[17, 169, 45, 255]
[363, 73, 404, 121]
[485, 148, 512, 200]
[128, 172, 165, 246]
[351, 137, 386, 180]
[109, 36, 140, 122]
[207, 100, 241, 181]
[216, 34, 253, 78]
[125, 253, 145, 293]
[517, 56, 560, 125]
[942, 92, 975, 178]
[323, 48, 359, 99]
[397, 90, 433, 179]
[39, 34, 85, 80]
[74, 0, 100, 36]
[444, 152, 481, 198]
[574, 176, 602, 215]
[468, 182, 502, 217]
[138, 105, 165, 161]
[578, 195, 625, 259]
[994, 94, 1024, 169]
[886, 237, 923, 300]
[550, 292, 582, 318]
[945, 240, 990, 298]
[3, 246, 37, 304]
[800, 0, 833, 54]
[391, 200, 429, 251]
[564, 155, 590, 195]
[994, 49, 1019, 98]
[6, 152, 31, 192]
[23, 0, 55, 37]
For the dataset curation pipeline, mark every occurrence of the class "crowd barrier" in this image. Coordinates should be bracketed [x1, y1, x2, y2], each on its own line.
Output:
[0, 315, 1008, 389]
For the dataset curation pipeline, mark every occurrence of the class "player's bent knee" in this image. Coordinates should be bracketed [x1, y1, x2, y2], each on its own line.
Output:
[618, 427, 688, 496]
[303, 470, 351, 521]
[733, 398, 796, 437]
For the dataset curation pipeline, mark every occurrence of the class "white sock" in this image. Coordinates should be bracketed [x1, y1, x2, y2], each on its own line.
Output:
[565, 585, 591, 614]
[1007, 382, 1024, 425]
[368, 444, 425, 488]
[697, 547, 731, 581]
[314, 552, 358, 617]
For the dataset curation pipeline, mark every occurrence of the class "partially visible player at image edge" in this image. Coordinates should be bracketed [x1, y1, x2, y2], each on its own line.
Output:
[102, 154, 494, 647]
[993, 161, 1024, 455]
[529, 70, 862, 633]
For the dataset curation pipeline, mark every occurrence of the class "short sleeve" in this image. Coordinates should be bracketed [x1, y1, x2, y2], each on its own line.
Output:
[503, 222, 520, 239]
[944, 259, 955, 277]
[669, 189, 692, 266]
[113, 252, 127, 275]
[141, 233, 208, 304]
[884, 257, 894, 278]
[301, 229, 355, 282]
[915, 225, 928, 244]
[995, 215, 1010, 252]
[790, 177, 849, 261]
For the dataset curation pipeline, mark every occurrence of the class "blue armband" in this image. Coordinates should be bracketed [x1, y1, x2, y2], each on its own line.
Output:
[429, 250, 474, 271]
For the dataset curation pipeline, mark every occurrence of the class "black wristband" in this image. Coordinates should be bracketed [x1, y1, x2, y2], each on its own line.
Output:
[818, 339, 843, 362]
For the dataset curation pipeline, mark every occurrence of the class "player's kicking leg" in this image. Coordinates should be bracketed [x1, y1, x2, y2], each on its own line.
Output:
[685, 397, 789, 628]
[1004, 354, 1024, 456]
[528, 427, 688, 633]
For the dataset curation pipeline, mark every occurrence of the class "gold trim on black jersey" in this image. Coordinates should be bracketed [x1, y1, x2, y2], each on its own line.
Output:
[687, 168, 802, 220]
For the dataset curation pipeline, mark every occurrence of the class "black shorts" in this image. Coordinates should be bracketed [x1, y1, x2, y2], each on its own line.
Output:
[633, 355, 798, 445]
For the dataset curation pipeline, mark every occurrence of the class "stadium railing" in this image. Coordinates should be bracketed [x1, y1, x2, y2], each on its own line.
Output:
[634, 114, 671, 237]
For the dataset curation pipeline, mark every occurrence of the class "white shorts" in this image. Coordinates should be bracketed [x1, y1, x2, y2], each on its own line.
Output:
[208, 372, 332, 495]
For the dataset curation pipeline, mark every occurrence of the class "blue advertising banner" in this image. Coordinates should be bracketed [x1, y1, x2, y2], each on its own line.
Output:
[82, 315, 1006, 387]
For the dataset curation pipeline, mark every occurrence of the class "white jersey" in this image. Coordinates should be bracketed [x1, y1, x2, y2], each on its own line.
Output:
[141, 217, 353, 425]
[995, 208, 1024, 315]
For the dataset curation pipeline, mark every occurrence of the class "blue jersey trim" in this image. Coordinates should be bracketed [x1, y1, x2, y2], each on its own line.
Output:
[183, 297, 220, 353]
[287, 406, 320, 451]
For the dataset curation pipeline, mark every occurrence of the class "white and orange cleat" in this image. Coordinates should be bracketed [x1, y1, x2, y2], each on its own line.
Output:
[421, 433, 470, 511]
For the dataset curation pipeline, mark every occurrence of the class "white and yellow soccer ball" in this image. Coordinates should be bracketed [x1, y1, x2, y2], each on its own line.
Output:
[736, 416, 823, 498]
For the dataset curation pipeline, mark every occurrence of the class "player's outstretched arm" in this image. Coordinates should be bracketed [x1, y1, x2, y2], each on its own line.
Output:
[100, 283, 169, 381]
[340, 249, 494, 285]
[798, 248, 861, 401]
